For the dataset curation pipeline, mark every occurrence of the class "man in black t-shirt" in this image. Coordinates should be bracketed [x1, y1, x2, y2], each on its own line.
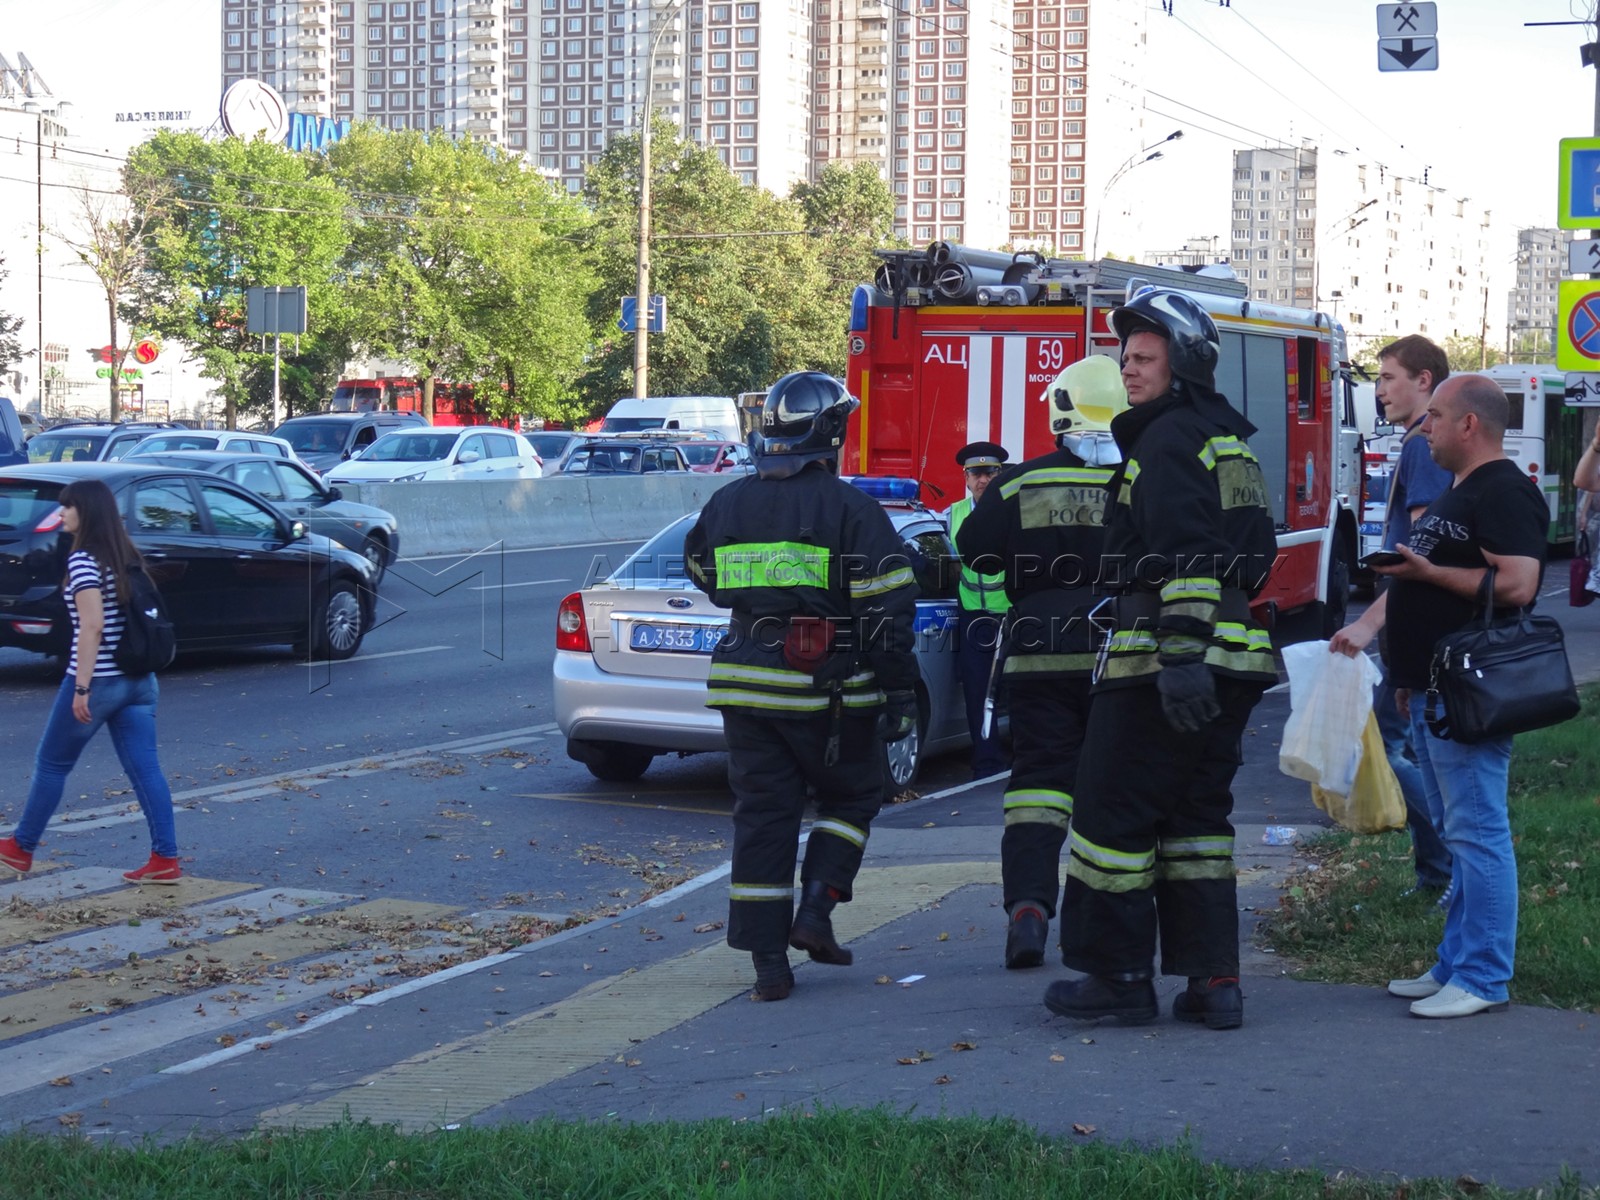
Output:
[1331, 374, 1546, 1021]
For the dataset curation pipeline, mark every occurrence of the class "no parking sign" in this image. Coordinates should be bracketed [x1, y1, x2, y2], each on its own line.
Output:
[1558, 280, 1600, 371]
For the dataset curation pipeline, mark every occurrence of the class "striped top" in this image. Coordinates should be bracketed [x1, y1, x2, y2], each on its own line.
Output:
[65, 551, 127, 679]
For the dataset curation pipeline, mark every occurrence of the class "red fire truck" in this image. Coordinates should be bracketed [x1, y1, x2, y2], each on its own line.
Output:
[330, 377, 520, 430]
[844, 244, 1362, 633]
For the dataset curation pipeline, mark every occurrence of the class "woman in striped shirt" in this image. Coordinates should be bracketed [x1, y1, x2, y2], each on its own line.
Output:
[0, 479, 180, 884]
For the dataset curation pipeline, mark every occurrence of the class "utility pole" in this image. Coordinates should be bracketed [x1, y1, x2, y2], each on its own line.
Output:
[633, 0, 689, 401]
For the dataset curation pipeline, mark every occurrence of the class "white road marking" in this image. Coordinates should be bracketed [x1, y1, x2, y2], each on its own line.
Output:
[468, 578, 569, 591]
[404, 538, 641, 563]
[297, 645, 452, 665]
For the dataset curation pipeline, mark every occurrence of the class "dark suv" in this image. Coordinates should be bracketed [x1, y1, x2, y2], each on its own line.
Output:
[274, 412, 429, 475]
[24, 422, 183, 464]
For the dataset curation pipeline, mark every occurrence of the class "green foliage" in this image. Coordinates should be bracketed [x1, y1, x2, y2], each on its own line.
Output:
[128, 131, 354, 427]
[1444, 334, 1505, 374]
[0, 254, 26, 376]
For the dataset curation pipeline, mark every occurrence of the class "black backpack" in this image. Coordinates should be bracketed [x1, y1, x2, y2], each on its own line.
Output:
[112, 562, 177, 675]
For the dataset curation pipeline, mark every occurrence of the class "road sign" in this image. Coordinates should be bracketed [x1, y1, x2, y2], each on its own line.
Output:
[1378, 37, 1438, 71]
[618, 295, 666, 334]
[1377, 3, 1436, 37]
[245, 285, 308, 335]
[1563, 373, 1600, 406]
[1558, 138, 1600, 229]
[1557, 280, 1600, 370]
[1569, 239, 1600, 276]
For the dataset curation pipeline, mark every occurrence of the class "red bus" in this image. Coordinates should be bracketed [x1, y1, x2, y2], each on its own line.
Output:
[330, 377, 520, 430]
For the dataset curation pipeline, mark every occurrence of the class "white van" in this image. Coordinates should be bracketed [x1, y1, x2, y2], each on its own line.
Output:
[599, 396, 740, 442]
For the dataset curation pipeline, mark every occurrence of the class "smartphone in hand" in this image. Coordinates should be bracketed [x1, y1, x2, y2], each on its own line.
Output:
[1358, 550, 1405, 570]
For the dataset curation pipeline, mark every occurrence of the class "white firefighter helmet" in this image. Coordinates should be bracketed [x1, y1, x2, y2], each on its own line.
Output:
[1044, 354, 1129, 436]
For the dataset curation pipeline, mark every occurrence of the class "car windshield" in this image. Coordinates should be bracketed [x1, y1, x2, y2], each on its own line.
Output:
[566, 444, 642, 473]
[677, 443, 723, 466]
[27, 432, 107, 463]
[525, 433, 575, 459]
[599, 416, 664, 433]
[608, 514, 697, 586]
[131, 435, 219, 454]
[360, 432, 457, 463]
[277, 421, 347, 453]
[0, 478, 64, 531]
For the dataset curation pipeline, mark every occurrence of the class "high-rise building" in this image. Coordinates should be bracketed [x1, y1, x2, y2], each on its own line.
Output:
[1230, 144, 1499, 355]
[223, 0, 1141, 252]
[1506, 227, 1568, 359]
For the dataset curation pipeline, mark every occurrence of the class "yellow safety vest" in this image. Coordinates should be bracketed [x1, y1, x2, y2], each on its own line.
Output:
[948, 496, 1008, 614]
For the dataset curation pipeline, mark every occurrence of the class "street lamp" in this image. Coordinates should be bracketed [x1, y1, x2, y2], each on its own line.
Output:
[1090, 129, 1182, 260]
[633, 0, 689, 401]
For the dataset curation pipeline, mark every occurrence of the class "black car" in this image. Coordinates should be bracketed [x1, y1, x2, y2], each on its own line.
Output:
[0, 463, 376, 662]
[129, 450, 400, 581]
[557, 439, 690, 474]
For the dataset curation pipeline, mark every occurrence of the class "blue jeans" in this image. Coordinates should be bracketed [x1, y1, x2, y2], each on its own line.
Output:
[1376, 671, 1452, 888]
[1408, 704, 1516, 1003]
[14, 674, 177, 858]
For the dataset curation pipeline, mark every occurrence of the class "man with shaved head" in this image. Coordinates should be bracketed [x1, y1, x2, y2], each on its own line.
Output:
[1332, 373, 1548, 1020]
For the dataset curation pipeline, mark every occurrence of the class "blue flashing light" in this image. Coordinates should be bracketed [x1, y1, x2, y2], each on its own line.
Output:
[849, 284, 870, 333]
[845, 475, 921, 502]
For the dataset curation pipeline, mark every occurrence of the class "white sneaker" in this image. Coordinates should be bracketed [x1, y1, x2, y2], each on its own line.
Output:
[1387, 969, 1443, 999]
[1409, 983, 1508, 1019]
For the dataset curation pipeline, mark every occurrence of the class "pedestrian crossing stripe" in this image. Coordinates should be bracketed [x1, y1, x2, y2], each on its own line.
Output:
[0, 877, 252, 952]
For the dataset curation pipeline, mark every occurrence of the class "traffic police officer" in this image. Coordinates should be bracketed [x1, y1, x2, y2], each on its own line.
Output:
[686, 372, 919, 1002]
[947, 440, 1011, 778]
[1045, 291, 1277, 1030]
[955, 356, 1127, 969]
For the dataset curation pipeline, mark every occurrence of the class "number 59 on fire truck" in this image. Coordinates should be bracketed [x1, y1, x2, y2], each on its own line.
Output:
[843, 243, 1362, 637]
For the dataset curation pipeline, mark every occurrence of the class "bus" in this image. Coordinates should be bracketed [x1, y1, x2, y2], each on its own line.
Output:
[329, 377, 520, 431]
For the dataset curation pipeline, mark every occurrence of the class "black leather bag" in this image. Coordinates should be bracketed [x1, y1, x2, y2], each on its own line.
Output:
[1425, 567, 1579, 744]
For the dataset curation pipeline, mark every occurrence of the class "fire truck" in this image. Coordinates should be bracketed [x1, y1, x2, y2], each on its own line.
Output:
[330, 377, 520, 430]
[843, 243, 1363, 634]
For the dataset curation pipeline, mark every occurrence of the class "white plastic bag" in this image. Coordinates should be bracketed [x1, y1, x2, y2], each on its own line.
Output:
[1279, 640, 1381, 797]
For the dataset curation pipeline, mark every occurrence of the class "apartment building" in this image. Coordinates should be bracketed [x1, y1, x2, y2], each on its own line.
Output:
[1506, 227, 1569, 358]
[223, 0, 1139, 249]
[1230, 144, 1499, 353]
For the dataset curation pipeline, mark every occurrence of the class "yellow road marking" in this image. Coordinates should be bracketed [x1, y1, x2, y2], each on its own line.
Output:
[264, 861, 1002, 1131]
[0, 878, 254, 950]
[0, 899, 456, 1044]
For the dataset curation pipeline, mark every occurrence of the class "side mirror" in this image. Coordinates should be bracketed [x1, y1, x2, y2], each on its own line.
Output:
[291, 520, 308, 541]
[325, 486, 343, 501]
[458, 449, 481, 464]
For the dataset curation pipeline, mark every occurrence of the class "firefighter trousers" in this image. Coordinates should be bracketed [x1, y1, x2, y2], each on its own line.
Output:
[1000, 675, 1091, 919]
[1058, 677, 1265, 980]
[721, 709, 886, 953]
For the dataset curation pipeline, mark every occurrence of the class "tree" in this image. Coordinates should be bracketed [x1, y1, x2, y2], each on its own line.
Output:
[53, 170, 170, 420]
[128, 131, 355, 429]
[319, 126, 595, 423]
[0, 255, 25, 383]
[1444, 334, 1505, 374]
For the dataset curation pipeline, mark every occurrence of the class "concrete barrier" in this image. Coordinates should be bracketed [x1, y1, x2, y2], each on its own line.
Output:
[335, 473, 744, 557]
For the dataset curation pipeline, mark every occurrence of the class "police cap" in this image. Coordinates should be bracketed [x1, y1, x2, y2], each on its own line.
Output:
[955, 441, 1009, 471]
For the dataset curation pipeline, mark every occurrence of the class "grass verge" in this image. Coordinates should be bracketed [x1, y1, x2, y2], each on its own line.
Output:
[1259, 687, 1600, 1010]
[0, 1112, 1593, 1199]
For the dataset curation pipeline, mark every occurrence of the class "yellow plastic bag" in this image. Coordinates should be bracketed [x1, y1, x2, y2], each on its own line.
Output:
[1311, 712, 1406, 834]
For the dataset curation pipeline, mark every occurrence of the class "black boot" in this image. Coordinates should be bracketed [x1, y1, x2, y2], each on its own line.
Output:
[751, 951, 794, 1002]
[790, 880, 852, 965]
[1004, 905, 1048, 970]
[1172, 976, 1243, 1029]
[1043, 971, 1158, 1024]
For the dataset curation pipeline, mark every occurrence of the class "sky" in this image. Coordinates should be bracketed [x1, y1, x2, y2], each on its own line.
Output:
[3, 0, 1596, 257]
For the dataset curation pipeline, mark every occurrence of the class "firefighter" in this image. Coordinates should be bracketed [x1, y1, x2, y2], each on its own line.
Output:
[947, 440, 1012, 778]
[955, 355, 1127, 970]
[685, 372, 919, 1002]
[1045, 290, 1277, 1030]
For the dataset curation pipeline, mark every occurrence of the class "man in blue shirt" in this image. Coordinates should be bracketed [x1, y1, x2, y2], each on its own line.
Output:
[1369, 334, 1454, 896]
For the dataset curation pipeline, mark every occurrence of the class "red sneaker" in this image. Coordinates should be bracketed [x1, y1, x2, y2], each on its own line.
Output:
[123, 854, 182, 885]
[0, 836, 32, 874]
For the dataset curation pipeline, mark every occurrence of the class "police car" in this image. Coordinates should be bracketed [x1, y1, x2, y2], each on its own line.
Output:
[553, 477, 973, 787]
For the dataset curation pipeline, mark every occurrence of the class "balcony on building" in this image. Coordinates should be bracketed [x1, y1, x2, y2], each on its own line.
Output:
[469, 20, 497, 42]
[465, 116, 494, 134]
[467, 69, 494, 87]
[858, 91, 888, 113]
[467, 46, 497, 64]
[858, 20, 888, 42]
[468, 90, 496, 110]
[857, 45, 887, 65]
[468, 1, 496, 16]
[293, 30, 325, 48]
[291, 52, 323, 70]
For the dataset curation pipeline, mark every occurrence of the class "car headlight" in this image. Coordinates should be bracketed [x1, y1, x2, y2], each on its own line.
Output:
[394, 471, 429, 482]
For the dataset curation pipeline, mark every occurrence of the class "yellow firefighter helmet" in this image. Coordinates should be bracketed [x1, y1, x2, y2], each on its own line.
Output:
[1044, 354, 1129, 436]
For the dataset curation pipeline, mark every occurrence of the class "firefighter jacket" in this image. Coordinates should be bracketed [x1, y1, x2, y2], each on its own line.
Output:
[946, 497, 1009, 615]
[1095, 382, 1277, 690]
[685, 464, 920, 717]
[953, 445, 1115, 679]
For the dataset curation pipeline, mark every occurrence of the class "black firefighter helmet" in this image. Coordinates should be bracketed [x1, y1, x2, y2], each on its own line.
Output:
[751, 372, 860, 479]
[1109, 289, 1221, 390]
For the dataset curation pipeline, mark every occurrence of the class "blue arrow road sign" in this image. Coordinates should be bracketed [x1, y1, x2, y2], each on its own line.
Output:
[618, 295, 667, 334]
[1571, 150, 1600, 225]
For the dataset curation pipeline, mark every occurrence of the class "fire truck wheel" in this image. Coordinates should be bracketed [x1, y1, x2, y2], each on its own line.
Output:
[1319, 538, 1351, 639]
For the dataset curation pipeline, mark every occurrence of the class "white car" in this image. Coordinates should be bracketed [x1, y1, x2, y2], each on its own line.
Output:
[324, 426, 543, 484]
[125, 430, 299, 461]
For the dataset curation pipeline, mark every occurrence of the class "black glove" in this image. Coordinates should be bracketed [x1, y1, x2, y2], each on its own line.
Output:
[1156, 658, 1219, 734]
[877, 689, 917, 743]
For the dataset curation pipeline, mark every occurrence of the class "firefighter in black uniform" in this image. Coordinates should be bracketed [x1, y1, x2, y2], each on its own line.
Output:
[954, 354, 1127, 970]
[685, 372, 919, 1002]
[1045, 291, 1278, 1030]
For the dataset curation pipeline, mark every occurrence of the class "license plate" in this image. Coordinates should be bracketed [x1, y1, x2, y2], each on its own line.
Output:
[630, 622, 727, 654]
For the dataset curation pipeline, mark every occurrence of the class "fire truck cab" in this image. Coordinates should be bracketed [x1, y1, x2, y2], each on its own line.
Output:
[844, 244, 1361, 636]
